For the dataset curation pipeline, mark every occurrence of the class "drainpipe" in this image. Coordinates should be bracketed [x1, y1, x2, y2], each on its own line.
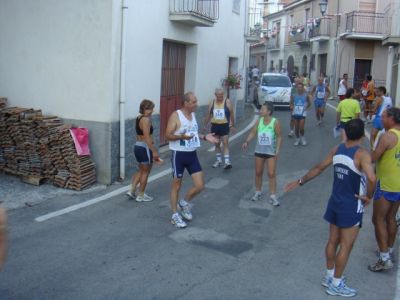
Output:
[119, 0, 128, 180]
[331, 0, 340, 98]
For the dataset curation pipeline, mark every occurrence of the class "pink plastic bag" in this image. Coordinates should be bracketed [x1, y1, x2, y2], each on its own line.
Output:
[69, 128, 91, 156]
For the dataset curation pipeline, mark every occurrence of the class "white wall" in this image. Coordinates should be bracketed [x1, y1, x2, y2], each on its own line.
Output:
[123, 0, 247, 118]
[0, 0, 115, 122]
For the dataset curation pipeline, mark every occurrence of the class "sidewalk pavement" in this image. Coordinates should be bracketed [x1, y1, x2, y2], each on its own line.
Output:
[0, 103, 257, 211]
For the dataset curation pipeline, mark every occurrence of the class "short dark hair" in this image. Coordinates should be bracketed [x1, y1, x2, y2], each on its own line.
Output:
[366, 75, 372, 81]
[344, 119, 364, 140]
[262, 102, 274, 115]
[378, 86, 386, 94]
[343, 73, 348, 77]
[345, 88, 354, 99]
[139, 99, 155, 114]
[385, 107, 400, 124]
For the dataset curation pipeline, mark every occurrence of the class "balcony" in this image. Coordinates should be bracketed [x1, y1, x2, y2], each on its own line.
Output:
[309, 18, 331, 42]
[266, 36, 280, 50]
[169, 0, 219, 27]
[245, 8, 263, 42]
[287, 30, 309, 46]
[342, 11, 390, 40]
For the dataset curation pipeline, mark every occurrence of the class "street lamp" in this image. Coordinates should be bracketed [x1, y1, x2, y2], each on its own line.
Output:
[319, 0, 328, 16]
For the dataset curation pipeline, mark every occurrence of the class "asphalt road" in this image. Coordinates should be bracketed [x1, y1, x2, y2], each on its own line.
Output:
[0, 103, 398, 299]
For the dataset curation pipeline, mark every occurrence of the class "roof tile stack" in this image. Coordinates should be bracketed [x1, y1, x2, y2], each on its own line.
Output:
[0, 102, 96, 190]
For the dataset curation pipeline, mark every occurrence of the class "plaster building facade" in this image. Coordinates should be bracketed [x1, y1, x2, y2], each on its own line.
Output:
[0, 0, 249, 184]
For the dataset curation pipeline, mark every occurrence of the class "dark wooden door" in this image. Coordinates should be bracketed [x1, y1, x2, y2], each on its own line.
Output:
[319, 54, 327, 76]
[353, 59, 372, 89]
[160, 41, 186, 145]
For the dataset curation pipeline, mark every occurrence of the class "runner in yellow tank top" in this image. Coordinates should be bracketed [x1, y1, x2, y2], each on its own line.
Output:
[370, 107, 400, 272]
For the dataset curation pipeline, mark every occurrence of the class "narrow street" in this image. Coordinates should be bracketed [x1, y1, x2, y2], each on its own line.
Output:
[0, 103, 397, 299]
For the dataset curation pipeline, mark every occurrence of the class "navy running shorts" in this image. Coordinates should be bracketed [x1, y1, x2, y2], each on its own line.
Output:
[134, 142, 153, 165]
[171, 150, 202, 178]
[323, 204, 363, 228]
[211, 123, 230, 137]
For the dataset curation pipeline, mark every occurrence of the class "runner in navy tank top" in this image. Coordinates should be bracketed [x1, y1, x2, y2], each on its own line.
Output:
[285, 119, 376, 297]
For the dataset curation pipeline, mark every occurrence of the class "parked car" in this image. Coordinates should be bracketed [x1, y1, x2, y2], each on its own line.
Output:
[256, 73, 292, 109]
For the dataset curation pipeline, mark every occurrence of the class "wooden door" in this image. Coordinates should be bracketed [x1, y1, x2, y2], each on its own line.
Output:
[160, 41, 186, 145]
[353, 59, 372, 89]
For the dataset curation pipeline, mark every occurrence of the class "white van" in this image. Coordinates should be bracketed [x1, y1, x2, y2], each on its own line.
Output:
[256, 73, 292, 108]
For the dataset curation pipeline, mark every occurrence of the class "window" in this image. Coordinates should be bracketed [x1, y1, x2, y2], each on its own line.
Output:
[262, 75, 292, 87]
[233, 0, 240, 14]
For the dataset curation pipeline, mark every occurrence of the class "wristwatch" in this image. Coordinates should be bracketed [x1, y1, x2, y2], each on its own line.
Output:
[297, 178, 304, 186]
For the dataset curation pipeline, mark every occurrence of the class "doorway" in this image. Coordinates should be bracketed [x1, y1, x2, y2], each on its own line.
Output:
[353, 59, 372, 89]
[319, 54, 327, 77]
[160, 41, 186, 145]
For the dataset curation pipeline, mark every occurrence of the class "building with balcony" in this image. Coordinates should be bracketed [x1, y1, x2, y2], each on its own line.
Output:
[0, 0, 248, 184]
[263, 0, 397, 100]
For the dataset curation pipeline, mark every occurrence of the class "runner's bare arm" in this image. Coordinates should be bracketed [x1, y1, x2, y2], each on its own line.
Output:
[140, 117, 159, 159]
[285, 145, 338, 192]
[242, 120, 258, 149]
[371, 131, 392, 162]
[165, 112, 189, 141]
[275, 120, 282, 155]
[203, 100, 213, 129]
[325, 86, 331, 100]
[0, 207, 7, 270]
[356, 150, 376, 205]
[306, 94, 312, 109]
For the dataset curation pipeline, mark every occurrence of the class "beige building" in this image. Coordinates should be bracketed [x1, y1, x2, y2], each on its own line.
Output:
[263, 0, 397, 102]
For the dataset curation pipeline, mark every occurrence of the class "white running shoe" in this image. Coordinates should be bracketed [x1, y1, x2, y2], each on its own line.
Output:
[294, 138, 300, 146]
[269, 195, 280, 206]
[143, 193, 154, 201]
[178, 201, 193, 221]
[288, 130, 294, 137]
[136, 194, 153, 202]
[223, 161, 232, 169]
[251, 192, 261, 201]
[126, 191, 136, 200]
[300, 136, 307, 146]
[212, 160, 222, 168]
[171, 213, 187, 228]
[326, 280, 357, 297]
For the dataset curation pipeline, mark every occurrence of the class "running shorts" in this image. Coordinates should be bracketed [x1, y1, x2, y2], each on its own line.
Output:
[314, 99, 326, 108]
[171, 150, 202, 179]
[374, 181, 400, 202]
[372, 116, 383, 130]
[134, 142, 153, 165]
[323, 205, 363, 228]
[211, 123, 230, 137]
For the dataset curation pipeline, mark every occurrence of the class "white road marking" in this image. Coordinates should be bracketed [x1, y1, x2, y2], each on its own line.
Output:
[36, 111, 258, 222]
[35, 168, 172, 222]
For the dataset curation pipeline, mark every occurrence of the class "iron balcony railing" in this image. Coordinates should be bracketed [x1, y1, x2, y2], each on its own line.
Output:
[247, 7, 263, 39]
[170, 0, 219, 21]
[266, 36, 280, 49]
[309, 18, 331, 39]
[345, 11, 390, 35]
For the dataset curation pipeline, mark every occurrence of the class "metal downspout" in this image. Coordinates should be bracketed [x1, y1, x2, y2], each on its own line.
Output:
[119, 0, 128, 180]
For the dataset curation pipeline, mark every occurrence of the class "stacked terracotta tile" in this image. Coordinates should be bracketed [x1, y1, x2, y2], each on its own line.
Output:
[0, 103, 97, 190]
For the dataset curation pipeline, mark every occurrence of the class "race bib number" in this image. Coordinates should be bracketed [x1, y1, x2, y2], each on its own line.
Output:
[213, 108, 225, 120]
[361, 89, 368, 96]
[258, 132, 272, 146]
[184, 133, 201, 148]
[317, 91, 325, 99]
[293, 105, 305, 116]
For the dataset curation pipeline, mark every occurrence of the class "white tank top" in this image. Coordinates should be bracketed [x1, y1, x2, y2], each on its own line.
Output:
[169, 110, 200, 152]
